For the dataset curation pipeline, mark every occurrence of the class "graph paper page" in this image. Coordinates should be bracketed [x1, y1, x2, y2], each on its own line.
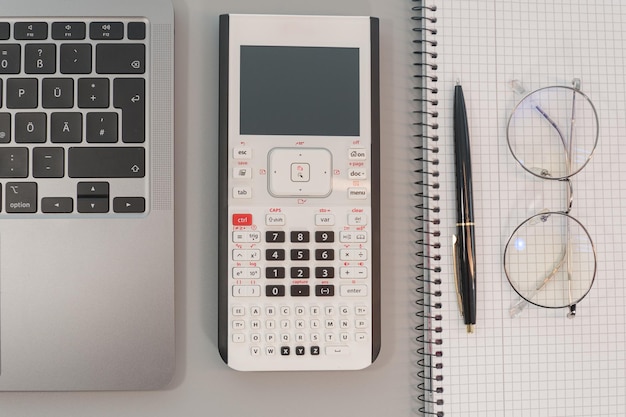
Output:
[423, 1, 626, 415]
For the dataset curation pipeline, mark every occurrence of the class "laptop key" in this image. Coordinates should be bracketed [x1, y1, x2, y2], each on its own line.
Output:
[14, 22, 48, 40]
[5, 182, 37, 213]
[43, 78, 74, 108]
[114, 78, 145, 142]
[96, 44, 145, 74]
[113, 197, 145, 213]
[33, 147, 64, 178]
[78, 78, 109, 108]
[0, 45, 21, 74]
[0, 148, 28, 178]
[15, 112, 47, 143]
[60, 44, 92, 74]
[68, 147, 145, 178]
[7, 78, 38, 108]
[41, 197, 73, 213]
[25, 44, 56, 74]
[0, 112, 10, 142]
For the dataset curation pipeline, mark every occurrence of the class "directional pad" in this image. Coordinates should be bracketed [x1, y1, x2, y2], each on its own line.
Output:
[268, 148, 332, 197]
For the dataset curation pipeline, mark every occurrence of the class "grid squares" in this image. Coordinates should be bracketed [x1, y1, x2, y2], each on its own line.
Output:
[419, 0, 626, 415]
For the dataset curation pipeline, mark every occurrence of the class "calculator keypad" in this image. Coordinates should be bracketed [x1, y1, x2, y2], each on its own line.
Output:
[228, 207, 373, 369]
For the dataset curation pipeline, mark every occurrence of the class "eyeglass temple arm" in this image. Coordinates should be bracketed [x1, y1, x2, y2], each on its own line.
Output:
[509, 249, 568, 317]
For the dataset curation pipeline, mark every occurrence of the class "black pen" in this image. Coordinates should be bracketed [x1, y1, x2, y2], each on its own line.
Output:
[453, 82, 477, 334]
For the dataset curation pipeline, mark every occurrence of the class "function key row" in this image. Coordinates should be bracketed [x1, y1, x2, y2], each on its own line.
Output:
[0, 22, 145, 41]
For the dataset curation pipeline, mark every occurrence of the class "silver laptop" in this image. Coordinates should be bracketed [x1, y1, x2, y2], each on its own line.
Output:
[0, 0, 174, 390]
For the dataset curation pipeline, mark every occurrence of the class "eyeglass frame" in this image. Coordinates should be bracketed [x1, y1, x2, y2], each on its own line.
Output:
[503, 78, 599, 318]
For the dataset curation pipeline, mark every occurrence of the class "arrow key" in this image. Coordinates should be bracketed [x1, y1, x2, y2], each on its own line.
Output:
[113, 197, 145, 213]
[77, 197, 109, 213]
[42, 197, 73, 213]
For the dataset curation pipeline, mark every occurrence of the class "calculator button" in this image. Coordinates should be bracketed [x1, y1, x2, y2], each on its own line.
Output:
[315, 231, 335, 242]
[291, 163, 310, 182]
[340, 231, 368, 243]
[266, 231, 285, 242]
[290, 249, 310, 261]
[233, 147, 252, 159]
[348, 188, 367, 199]
[340, 285, 368, 297]
[265, 214, 286, 226]
[232, 213, 252, 226]
[340, 249, 368, 261]
[355, 306, 368, 315]
[315, 267, 335, 279]
[232, 285, 261, 297]
[290, 267, 310, 279]
[348, 214, 368, 225]
[315, 214, 335, 226]
[295, 346, 306, 356]
[233, 186, 252, 199]
[233, 167, 252, 179]
[232, 249, 260, 261]
[315, 285, 335, 297]
[348, 168, 367, 180]
[290, 231, 310, 242]
[266, 267, 285, 279]
[266, 249, 285, 261]
[280, 347, 290, 356]
[291, 285, 310, 297]
[326, 346, 350, 355]
[266, 285, 285, 297]
[310, 346, 320, 355]
[232, 231, 261, 243]
[315, 249, 334, 261]
[348, 148, 367, 160]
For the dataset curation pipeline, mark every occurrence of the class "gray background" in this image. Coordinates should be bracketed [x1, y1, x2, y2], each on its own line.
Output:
[1, 0, 417, 415]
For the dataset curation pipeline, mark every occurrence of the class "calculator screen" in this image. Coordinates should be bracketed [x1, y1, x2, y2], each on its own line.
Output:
[239, 46, 360, 137]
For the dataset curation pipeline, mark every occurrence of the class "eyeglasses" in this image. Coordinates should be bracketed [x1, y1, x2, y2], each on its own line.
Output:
[503, 79, 598, 318]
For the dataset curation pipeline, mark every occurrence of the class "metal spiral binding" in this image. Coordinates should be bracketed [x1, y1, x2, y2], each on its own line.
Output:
[412, 1, 443, 416]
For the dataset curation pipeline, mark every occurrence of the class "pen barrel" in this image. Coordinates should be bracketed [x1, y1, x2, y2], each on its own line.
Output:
[454, 84, 476, 327]
[456, 223, 476, 325]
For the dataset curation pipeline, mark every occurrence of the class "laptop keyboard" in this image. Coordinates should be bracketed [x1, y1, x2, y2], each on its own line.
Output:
[0, 18, 149, 215]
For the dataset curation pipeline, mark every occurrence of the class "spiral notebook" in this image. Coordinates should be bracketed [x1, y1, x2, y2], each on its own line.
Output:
[414, 0, 626, 415]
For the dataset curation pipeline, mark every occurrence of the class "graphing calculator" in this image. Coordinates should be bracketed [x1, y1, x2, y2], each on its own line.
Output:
[218, 14, 380, 371]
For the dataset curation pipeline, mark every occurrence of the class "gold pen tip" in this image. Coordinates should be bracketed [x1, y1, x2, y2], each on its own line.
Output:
[466, 324, 474, 334]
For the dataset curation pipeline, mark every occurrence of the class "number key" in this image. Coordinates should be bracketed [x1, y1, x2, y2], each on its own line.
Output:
[290, 267, 310, 279]
[266, 249, 285, 261]
[316, 249, 335, 261]
[315, 231, 335, 242]
[266, 267, 285, 279]
[315, 267, 335, 279]
[266, 285, 285, 297]
[266, 231, 285, 242]
[0, 45, 21, 74]
[291, 231, 310, 242]
[291, 249, 310, 261]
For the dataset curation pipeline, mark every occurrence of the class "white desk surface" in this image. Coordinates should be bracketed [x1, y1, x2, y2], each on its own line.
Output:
[0, 0, 417, 415]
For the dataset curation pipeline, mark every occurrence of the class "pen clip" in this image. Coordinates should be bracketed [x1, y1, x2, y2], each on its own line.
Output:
[452, 234, 464, 318]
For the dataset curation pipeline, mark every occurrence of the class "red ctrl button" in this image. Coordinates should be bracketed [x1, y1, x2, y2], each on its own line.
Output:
[232, 213, 253, 226]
